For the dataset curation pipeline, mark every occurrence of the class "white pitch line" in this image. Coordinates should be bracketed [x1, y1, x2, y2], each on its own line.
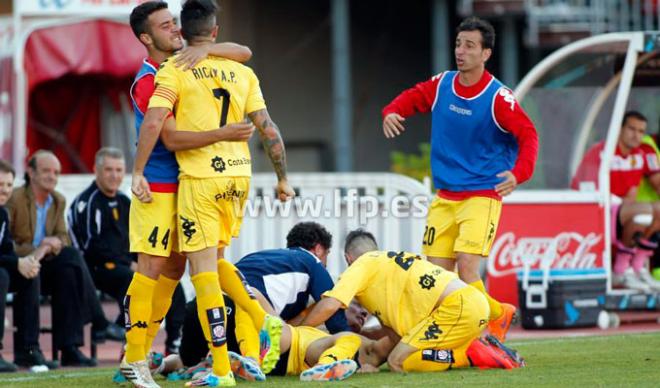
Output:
[0, 370, 110, 383]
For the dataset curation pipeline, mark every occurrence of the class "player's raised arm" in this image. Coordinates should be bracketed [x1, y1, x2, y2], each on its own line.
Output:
[381, 75, 440, 138]
[248, 108, 295, 201]
[132, 107, 170, 202]
[175, 42, 253, 70]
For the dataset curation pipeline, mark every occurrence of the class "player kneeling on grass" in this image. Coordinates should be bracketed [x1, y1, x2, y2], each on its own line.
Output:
[300, 229, 524, 373]
[155, 296, 371, 382]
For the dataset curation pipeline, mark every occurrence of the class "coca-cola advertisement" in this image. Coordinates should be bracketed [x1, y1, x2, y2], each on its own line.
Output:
[487, 203, 605, 306]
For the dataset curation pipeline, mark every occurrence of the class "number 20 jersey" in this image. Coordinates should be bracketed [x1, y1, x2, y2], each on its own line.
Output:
[149, 55, 267, 179]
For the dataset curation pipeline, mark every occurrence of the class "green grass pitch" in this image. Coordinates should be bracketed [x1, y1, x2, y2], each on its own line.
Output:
[0, 332, 658, 387]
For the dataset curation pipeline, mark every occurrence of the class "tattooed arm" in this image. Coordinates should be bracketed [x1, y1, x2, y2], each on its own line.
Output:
[248, 108, 295, 201]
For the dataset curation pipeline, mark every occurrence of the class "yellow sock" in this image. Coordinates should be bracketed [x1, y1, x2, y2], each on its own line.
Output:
[470, 280, 502, 321]
[318, 334, 361, 365]
[217, 258, 266, 328]
[234, 306, 260, 361]
[192, 272, 230, 376]
[451, 342, 472, 369]
[144, 275, 179, 355]
[401, 349, 452, 372]
[124, 273, 157, 363]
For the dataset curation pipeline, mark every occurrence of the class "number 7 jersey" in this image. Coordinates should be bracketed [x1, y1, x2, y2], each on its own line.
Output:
[148, 55, 267, 179]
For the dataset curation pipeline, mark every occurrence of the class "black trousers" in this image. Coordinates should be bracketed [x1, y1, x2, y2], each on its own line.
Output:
[89, 261, 185, 346]
[0, 265, 40, 352]
[90, 262, 133, 326]
[165, 283, 186, 350]
[40, 246, 107, 350]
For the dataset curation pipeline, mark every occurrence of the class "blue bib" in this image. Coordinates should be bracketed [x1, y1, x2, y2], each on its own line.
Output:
[130, 59, 179, 184]
[430, 71, 518, 191]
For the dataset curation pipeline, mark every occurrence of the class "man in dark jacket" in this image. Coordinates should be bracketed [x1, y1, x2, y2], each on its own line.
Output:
[7, 150, 118, 366]
[0, 160, 45, 372]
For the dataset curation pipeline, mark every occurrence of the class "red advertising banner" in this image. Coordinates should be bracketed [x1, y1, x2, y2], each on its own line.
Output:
[486, 202, 605, 306]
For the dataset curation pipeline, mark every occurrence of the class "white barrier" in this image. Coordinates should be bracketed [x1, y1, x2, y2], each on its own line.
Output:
[54, 173, 432, 279]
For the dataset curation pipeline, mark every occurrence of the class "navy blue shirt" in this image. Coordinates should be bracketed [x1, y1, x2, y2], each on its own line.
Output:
[236, 247, 350, 333]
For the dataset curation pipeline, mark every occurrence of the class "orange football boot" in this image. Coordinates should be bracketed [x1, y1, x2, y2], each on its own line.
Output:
[488, 303, 517, 342]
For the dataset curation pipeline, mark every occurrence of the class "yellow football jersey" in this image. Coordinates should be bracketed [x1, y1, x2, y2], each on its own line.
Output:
[149, 55, 266, 179]
[323, 251, 458, 336]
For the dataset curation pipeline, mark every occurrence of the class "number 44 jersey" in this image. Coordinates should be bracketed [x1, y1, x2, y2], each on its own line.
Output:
[149, 54, 267, 179]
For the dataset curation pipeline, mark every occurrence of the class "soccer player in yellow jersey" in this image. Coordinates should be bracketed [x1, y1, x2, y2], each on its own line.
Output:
[123, 2, 257, 388]
[133, 1, 293, 386]
[301, 229, 492, 373]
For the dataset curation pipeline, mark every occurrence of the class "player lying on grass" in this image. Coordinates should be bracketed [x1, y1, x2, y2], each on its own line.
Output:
[154, 295, 371, 382]
[300, 229, 525, 373]
[152, 267, 521, 384]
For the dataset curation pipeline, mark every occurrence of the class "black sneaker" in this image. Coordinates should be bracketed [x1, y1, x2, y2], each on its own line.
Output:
[93, 322, 125, 343]
[14, 348, 58, 369]
[60, 347, 97, 367]
[0, 355, 18, 373]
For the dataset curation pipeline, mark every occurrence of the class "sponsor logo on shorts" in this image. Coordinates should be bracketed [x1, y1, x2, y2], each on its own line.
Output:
[421, 321, 443, 341]
[419, 274, 436, 290]
[487, 221, 495, 242]
[215, 181, 247, 202]
[211, 156, 226, 173]
[421, 349, 453, 363]
[180, 216, 197, 243]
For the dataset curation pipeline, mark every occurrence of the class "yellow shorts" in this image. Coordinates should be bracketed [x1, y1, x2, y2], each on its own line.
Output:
[177, 176, 250, 252]
[129, 192, 179, 256]
[422, 196, 502, 258]
[402, 286, 489, 353]
[286, 325, 328, 375]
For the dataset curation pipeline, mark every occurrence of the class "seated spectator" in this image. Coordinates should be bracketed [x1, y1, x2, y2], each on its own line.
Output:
[572, 111, 660, 291]
[68, 147, 184, 354]
[6, 150, 119, 367]
[636, 127, 660, 280]
[0, 160, 50, 372]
